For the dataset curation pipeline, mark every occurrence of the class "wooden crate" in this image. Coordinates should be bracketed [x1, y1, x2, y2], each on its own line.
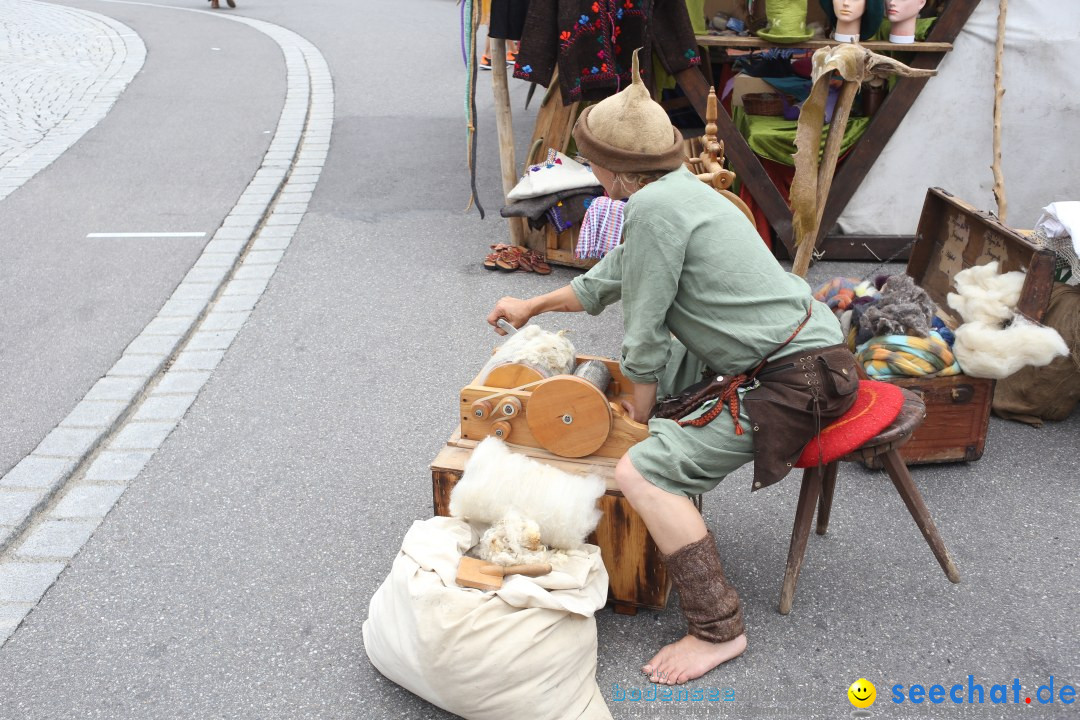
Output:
[431, 436, 691, 614]
[519, 90, 598, 270]
[887, 188, 1056, 465]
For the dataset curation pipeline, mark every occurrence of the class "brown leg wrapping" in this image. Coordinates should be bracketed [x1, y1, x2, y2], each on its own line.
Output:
[661, 531, 744, 643]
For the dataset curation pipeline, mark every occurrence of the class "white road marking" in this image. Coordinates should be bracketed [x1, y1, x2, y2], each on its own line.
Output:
[86, 232, 207, 238]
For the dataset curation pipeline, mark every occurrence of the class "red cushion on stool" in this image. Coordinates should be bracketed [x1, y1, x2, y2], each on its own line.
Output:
[794, 380, 905, 468]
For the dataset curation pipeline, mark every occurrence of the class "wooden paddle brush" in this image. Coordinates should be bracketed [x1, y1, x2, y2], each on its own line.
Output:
[456, 556, 552, 591]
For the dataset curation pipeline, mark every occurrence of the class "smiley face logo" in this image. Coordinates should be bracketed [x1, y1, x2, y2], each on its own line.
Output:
[848, 678, 876, 708]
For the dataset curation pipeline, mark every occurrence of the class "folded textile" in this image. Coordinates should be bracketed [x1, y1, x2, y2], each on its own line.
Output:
[506, 150, 600, 202]
[1034, 202, 1080, 282]
[501, 187, 605, 222]
[575, 197, 626, 260]
[856, 331, 962, 379]
[547, 193, 595, 232]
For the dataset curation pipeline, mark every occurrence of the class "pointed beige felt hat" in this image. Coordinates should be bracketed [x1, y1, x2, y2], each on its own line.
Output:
[572, 49, 685, 173]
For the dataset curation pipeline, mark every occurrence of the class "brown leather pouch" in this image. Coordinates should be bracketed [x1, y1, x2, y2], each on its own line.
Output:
[818, 347, 859, 397]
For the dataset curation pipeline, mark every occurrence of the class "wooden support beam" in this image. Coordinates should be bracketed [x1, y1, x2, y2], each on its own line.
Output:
[818, 234, 915, 261]
[696, 36, 954, 52]
[490, 38, 526, 247]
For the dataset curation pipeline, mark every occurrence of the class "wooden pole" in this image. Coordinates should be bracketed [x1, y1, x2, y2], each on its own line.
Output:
[490, 37, 526, 246]
[992, 0, 1008, 222]
[792, 79, 859, 278]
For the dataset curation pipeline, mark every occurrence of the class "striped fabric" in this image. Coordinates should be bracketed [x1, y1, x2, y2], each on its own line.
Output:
[574, 197, 626, 260]
[856, 331, 963, 379]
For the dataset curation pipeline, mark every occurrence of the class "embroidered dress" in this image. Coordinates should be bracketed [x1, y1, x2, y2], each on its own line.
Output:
[513, 0, 701, 105]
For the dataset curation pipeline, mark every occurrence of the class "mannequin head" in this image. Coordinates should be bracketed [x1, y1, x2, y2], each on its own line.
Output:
[820, 0, 886, 41]
[886, 0, 927, 40]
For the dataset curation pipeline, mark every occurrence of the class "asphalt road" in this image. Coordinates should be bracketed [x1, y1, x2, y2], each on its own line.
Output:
[0, 1, 1077, 718]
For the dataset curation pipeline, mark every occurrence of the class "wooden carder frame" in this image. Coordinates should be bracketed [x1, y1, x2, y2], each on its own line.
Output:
[459, 354, 651, 459]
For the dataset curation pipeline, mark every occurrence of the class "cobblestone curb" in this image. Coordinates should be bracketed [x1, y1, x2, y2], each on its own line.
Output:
[0, 3, 334, 647]
[0, 0, 146, 202]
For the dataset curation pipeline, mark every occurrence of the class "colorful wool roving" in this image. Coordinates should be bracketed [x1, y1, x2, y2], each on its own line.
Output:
[856, 331, 962, 379]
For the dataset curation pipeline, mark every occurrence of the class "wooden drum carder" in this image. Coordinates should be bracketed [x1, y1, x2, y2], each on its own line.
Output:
[460, 355, 650, 459]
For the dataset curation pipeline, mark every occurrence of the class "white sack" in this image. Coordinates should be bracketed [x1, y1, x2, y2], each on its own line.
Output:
[449, 437, 607, 550]
[362, 516, 612, 720]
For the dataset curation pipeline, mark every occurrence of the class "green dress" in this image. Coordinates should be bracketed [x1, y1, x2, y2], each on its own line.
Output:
[570, 166, 844, 496]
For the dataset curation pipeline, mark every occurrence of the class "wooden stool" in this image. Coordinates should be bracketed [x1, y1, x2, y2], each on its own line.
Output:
[779, 388, 961, 614]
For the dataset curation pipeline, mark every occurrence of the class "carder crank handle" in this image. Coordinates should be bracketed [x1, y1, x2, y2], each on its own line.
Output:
[496, 318, 518, 336]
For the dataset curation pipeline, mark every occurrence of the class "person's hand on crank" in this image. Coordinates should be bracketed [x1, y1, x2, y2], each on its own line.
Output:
[487, 296, 532, 335]
[620, 380, 657, 424]
[487, 286, 588, 335]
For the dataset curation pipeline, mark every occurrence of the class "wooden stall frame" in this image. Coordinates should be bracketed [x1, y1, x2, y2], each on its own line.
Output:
[678, 0, 982, 259]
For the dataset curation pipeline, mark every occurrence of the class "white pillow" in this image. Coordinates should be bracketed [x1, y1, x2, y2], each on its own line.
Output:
[506, 150, 602, 201]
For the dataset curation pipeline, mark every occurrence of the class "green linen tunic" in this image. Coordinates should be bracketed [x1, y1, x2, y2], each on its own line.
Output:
[570, 166, 843, 496]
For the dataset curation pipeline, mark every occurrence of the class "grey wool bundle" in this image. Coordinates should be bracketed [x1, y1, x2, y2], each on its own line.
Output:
[859, 274, 936, 339]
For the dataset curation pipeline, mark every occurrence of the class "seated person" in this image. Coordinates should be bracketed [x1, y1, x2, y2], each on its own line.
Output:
[487, 54, 859, 685]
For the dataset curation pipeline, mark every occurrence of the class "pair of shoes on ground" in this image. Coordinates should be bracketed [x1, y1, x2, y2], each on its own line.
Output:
[208, 0, 236, 8]
[479, 52, 516, 71]
[483, 244, 550, 274]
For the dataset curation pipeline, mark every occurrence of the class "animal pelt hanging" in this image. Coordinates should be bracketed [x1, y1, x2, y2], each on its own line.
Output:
[858, 274, 936, 341]
[947, 262, 1069, 379]
[480, 324, 576, 381]
[449, 437, 606, 551]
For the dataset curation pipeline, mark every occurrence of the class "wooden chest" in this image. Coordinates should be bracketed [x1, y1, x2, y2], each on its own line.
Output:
[431, 435, 692, 614]
[886, 188, 1056, 464]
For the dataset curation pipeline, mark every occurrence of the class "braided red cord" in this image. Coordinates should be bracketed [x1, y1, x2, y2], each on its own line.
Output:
[677, 374, 747, 433]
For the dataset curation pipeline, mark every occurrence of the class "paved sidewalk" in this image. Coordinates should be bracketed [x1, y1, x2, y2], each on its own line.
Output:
[0, 1, 332, 647]
[0, 0, 144, 201]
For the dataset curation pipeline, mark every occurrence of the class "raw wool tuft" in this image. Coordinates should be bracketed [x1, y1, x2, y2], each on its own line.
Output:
[858, 274, 936, 339]
[947, 262, 1069, 379]
[477, 508, 563, 566]
[946, 261, 1026, 325]
[449, 437, 606, 550]
[479, 324, 576, 381]
[952, 316, 1069, 379]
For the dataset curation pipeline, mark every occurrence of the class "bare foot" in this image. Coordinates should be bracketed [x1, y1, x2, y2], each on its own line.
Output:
[641, 633, 747, 685]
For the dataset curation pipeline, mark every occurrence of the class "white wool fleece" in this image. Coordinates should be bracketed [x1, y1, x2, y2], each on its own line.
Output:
[953, 316, 1069, 379]
[947, 261, 1026, 325]
[479, 325, 576, 381]
[947, 261, 1069, 378]
[449, 438, 606, 550]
